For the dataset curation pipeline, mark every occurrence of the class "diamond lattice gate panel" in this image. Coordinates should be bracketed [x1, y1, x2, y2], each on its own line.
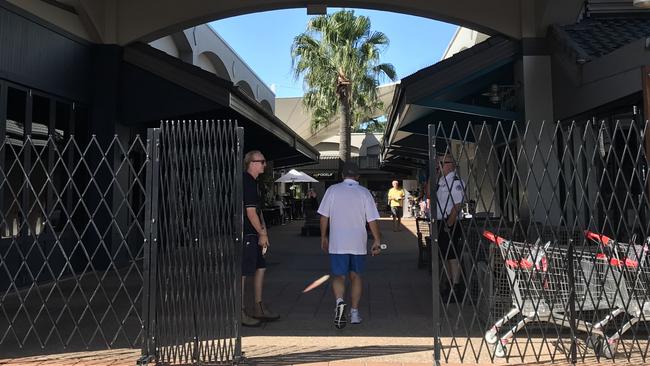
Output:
[142, 120, 243, 365]
[427, 120, 650, 364]
[0, 133, 149, 357]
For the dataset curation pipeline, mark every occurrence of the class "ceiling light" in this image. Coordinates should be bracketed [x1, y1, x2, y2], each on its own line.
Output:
[634, 0, 650, 8]
[307, 4, 327, 15]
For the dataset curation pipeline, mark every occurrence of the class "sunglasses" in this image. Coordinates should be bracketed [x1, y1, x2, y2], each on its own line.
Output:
[252, 159, 267, 165]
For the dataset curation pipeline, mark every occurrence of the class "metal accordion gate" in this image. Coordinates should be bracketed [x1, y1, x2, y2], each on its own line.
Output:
[427, 120, 650, 364]
[0, 119, 242, 365]
[141, 120, 244, 365]
[0, 130, 150, 356]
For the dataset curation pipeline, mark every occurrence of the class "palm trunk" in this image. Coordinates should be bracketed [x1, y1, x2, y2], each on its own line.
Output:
[338, 86, 352, 167]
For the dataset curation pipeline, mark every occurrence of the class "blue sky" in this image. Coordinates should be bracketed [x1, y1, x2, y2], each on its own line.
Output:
[210, 8, 457, 98]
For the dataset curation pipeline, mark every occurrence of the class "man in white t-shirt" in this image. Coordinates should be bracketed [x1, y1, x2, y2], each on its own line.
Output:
[318, 162, 381, 329]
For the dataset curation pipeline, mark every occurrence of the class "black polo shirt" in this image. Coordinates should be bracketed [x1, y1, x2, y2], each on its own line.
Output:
[243, 172, 261, 235]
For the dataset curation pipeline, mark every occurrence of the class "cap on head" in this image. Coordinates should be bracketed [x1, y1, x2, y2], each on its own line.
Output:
[342, 162, 360, 177]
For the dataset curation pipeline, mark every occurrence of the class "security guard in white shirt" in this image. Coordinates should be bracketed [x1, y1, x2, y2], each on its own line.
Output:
[435, 154, 465, 303]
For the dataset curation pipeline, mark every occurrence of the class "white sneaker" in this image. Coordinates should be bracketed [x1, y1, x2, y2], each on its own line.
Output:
[350, 310, 362, 324]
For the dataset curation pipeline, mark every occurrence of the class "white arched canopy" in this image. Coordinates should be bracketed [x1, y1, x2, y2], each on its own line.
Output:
[260, 100, 273, 114]
[197, 52, 232, 81]
[236, 80, 256, 99]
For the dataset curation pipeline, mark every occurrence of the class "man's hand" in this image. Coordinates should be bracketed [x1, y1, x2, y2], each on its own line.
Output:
[259, 233, 270, 249]
[371, 240, 381, 256]
[321, 237, 329, 252]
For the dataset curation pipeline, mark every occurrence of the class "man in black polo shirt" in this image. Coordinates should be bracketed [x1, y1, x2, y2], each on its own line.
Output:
[242, 150, 280, 326]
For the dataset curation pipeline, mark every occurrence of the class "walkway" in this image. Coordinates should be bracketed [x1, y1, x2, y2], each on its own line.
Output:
[240, 217, 435, 364]
[0, 217, 637, 365]
[0, 217, 435, 366]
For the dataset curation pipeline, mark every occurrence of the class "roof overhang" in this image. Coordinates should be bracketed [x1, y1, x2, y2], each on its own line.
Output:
[122, 43, 319, 167]
[382, 36, 521, 168]
[69, 0, 528, 44]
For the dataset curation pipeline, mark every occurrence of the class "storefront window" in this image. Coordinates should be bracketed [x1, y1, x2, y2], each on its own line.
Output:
[2, 87, 27, 238]
[27, 94, 51, 236]
[0, 83, 81, 238]
[50, 101, 72, 233]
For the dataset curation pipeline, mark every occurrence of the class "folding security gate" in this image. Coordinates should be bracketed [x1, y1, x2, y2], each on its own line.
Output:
[0, 132, 149, 356]
[0, 119, 243, 365]
[427, 120, 650, 364]
[141, 120, 244, 365]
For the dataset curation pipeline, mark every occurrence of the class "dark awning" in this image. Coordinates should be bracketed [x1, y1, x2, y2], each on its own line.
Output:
[400, 100, 521, 138]
[121, 43, 318, 168]
[382, 36, 521, 169]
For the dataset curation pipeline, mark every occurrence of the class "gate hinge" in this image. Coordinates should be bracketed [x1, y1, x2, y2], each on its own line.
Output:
[233, 353, 247, 365]
[136, 354, 155, 365]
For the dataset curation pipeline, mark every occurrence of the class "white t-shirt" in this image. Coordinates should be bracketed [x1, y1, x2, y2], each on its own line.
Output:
[435, 171, 465, 220]
[317, 179, 380, 255]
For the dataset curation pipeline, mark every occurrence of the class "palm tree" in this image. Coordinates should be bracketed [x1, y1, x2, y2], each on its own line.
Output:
[291, 10, 397, 165]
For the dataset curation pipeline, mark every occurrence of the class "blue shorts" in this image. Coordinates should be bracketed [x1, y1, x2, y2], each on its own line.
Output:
[330, 254, 366, 276]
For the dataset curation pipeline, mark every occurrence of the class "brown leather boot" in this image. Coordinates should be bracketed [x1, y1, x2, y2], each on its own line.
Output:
[253, 301, 280, 321]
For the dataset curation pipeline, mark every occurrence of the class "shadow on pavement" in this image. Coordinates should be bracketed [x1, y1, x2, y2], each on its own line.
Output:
[244, 344, 432, 365]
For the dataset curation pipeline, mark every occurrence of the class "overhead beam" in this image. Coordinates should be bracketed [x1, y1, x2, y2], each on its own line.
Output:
[386, 149, 427, 160]
[388, 146, 429, 156]
[112, 0, 522, 45]
[393, 134, 429, 149]
[413, 99, 522, 121]
[382, 157, 426, 169]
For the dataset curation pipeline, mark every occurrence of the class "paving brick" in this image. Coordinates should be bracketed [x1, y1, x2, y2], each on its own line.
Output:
[5, 218, 643, 366]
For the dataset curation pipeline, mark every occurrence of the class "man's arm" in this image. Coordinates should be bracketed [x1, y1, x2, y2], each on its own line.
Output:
[447, 180, 465, 227]
[246, 207, 269, 247]
[368, 220, 381, 256]
[446, 204, 462, 227]
[320, 216, 329, 252]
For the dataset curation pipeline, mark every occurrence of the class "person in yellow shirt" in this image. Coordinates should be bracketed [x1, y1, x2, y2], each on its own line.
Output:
[387, 180, 405, 231]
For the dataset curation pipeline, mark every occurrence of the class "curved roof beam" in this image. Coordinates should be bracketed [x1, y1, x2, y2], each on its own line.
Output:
[77, 0, 540, 44]
[170, 31, 193, 63]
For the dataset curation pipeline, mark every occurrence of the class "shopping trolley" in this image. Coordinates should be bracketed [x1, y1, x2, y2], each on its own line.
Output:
[482, 231, 615, 358]
[584, 230, 650, 358]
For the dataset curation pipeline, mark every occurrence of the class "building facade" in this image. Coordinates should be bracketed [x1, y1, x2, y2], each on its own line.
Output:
[382, 0, 650, 232]
[275, 84, 400, 206]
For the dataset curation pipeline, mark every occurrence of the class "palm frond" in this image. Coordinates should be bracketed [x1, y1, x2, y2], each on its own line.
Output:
[290, 10, 397, 136]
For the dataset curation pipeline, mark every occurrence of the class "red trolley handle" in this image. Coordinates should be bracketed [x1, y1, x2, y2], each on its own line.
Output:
[483, 231, 506, 246]
[595, 253, 638, 268]
[584, 230, 613, 247]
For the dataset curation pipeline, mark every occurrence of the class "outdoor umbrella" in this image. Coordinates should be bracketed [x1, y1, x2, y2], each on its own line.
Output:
[274, 169, 318, 183]
[275, 169, 319, 199]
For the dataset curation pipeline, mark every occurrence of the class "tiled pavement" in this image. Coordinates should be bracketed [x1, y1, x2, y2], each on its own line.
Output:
[238, 217, 436, 364]
[1, 217, 643, 365]
[0, 217, 436, 366]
